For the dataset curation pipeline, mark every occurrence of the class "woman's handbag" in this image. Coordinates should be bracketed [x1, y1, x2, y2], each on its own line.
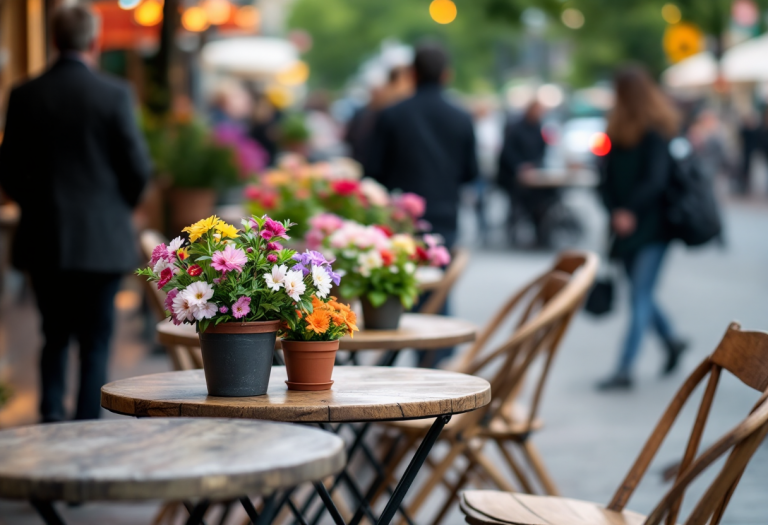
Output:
[584, 276, 614, 316]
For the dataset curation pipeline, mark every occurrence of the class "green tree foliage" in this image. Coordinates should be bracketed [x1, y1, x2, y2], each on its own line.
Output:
[287, 0, 520, 91]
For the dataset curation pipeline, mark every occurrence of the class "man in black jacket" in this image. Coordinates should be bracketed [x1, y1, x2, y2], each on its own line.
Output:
[0, 6, 151, 422]
[366, 43, 478, 248]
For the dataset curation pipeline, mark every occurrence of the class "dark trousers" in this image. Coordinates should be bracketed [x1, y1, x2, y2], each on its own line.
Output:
[30, 271, 121, 422]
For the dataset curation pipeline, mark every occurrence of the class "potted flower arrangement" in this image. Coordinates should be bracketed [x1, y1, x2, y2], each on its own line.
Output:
[311, 216, 451, 329]
[137, 214, 342, 397]
[279, 292, 358, 391]
[244, 155, 428, 239]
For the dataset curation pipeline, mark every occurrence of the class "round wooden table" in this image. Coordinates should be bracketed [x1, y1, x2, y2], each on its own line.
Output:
[0, 418, 345, 524]
[102, 367, 490, 525]
[156, 313, 477, 352]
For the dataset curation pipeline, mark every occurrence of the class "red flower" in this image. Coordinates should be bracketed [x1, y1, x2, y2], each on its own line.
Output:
[414, 245, 430, 263]
[374, 224, 394, 238]
[330, 180, 360, 196]
[380, 249, 395, 266]
[187, 264, 203, 277]
[157, 268, 173, 289]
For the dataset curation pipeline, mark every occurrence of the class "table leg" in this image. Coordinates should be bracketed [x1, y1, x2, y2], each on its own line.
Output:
[376, 350, 400, 367]
[313, 481, 347, 525]
[31, 500, 65, 525]
[184, 499, 210, 525]
[375, 414, 451, 525]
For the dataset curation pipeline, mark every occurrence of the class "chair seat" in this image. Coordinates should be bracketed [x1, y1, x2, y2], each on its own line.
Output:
[460, 491, 647, 525]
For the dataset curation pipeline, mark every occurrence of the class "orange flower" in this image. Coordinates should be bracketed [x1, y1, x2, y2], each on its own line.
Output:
[330, 312, 346, 326]
[305, 309, 330, 334]
[343, 310, 359, 337]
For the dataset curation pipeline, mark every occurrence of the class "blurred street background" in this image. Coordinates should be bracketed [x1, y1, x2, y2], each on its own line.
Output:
[2, 0, 768, 523]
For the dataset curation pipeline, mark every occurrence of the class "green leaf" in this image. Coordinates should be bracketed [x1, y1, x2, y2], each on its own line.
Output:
[367, 290, 388, 308]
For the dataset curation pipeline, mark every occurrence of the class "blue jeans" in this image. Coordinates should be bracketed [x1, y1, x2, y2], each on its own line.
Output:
[616, 243, 675, 375]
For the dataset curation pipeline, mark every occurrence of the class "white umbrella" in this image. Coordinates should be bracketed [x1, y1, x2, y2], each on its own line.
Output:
[722, 33, 768, 82]
[201, 37, 299, 78]
[661, 52, 718, 88]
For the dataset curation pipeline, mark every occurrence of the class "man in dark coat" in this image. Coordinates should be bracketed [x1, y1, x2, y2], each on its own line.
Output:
[0, 6, 151, 422]
[365, 43, 478, 248]
[498, 101, 558, 247]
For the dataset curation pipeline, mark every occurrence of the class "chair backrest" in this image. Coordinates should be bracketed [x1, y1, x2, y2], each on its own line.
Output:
[607, 323, 768, 525]
[139, 229, 169, 320]
[452, 251, 598, 435]
[418, 248, 471, 315]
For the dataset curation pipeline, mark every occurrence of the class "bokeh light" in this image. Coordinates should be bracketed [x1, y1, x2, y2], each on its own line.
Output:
[590, 132, 612, 156]
[276, 61, 310, 86]
[182, 6, 210, 32]
[429, 0, 457, 25]
[134, 0, 163, 27]
[118, 0, 142, 10]
[201, 0, 231, 26]
[561, 8, 584, 29]
[662, 3, 682, 25]
[537, 84, 564, 108]
[235, 5, 260, 31]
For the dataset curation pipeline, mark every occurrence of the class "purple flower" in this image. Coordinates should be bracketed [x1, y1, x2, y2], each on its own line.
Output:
[267, 253, 278, 263]
[232, 296, 251, 319]
[329, 268, 342, 286]
[219, 306, 229, 314]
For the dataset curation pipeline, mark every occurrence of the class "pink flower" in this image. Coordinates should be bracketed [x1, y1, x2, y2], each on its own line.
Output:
[164, 288, 179, 313]
[219, 306, 229, 314]
[305, 229, 324, 250]
[157, 268, 173, 289]
[309, 213, 344, 235]
[263, 217, 288, 239]
[232, 296, 251, 319]
[246, 247, 254, 253]
[428, 245, 451, 267]
[150, 243, 170, 265]
[211, 245, 248, 275]
[266, 242, 282, 251]
[394, 193, 426, 219]
[331, 179, 360, 196]
[244, 186, 261, 201]
[267, 253, 278, 263]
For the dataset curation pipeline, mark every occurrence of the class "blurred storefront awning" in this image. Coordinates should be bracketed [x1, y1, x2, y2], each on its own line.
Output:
[722, 33, 768, 83]
[201, 37, 298, 78]
[662, 52, 717, 88]
[92, 1, 160, 52]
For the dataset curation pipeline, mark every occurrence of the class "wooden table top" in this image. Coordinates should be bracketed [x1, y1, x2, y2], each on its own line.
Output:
[0, 419, 345, 502]
[102, 366, 491, 423]
[156, 313, 477, 351]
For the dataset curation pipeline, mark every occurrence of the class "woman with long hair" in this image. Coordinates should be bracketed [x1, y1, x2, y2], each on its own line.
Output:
[597, 65, 687, 390]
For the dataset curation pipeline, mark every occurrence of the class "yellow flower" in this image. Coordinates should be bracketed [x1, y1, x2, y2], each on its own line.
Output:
[215, 220, 238, 239]
[391, 234, 416, 256]
[182, 216, 219, 242]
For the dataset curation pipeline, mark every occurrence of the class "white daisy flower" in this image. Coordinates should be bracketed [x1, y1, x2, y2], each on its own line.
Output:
[311, 265, 332, 298]
[182, 281, 214, 307]
[172, 294, 195, 322]
[389, 266, 399, 274]
[153, 258, 170, 274]
[404, 262, 416, 274]
[168, 237, 184, 254]
[192, 301, 218, 320]
[264, 264, 288, 291]
[283, 270, 307, 301]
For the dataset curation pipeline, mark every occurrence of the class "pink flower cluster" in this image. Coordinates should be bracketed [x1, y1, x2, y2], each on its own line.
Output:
[306, 213, 344, 250]
[328, 220, 390, 251]
[393, 193, 426, 219]
[251, 217, 289, 241]
[424, 234, 451, 267]
[211, 245, 248, 275]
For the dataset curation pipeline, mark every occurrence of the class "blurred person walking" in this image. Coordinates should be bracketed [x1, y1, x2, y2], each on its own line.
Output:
[472, 98, 503, 245]
[0, 6, 151, 421]
[366, 42, 478, 249]
[498, 101, 558, 247]
[597, 66, 687, 391]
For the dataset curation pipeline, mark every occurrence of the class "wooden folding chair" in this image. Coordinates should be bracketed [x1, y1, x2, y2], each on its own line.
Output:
[139, 229, 203, 371]
[460, 322, 768, 525]
[373, 251, 598, 525]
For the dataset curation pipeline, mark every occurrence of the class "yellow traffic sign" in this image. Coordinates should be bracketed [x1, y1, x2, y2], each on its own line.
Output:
[663, 22, 704, 63]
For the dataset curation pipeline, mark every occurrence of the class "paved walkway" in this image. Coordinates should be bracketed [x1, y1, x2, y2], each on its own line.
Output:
[0, 198, 767, 524]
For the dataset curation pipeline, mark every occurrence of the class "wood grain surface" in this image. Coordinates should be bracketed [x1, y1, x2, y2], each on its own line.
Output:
[102, 366, 491, 423]
[156, 313, 477, 351]
[0, 418, 345, 502]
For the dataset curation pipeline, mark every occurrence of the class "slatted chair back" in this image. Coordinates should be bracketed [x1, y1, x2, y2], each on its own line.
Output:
[418, 248, 471, 315]
[608, 323, 768, 525]
[139, 229, 202, 372]
[452, 252, 598, 436]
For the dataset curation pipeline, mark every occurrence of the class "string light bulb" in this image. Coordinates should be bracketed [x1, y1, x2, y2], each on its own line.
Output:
[235, 5, 260, 31]
[429, 0, 457, 24]
[182, 6, 210, 32]
[134, 0, 163, 26]
[201, 0, 231, 25]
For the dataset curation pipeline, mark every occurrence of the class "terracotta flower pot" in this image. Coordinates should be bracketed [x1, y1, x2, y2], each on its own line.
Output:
[167, 187, 217, 236]
[361, 295, 404, 330]
[281, 339, 340, 391]
[198, 320, 281, 397]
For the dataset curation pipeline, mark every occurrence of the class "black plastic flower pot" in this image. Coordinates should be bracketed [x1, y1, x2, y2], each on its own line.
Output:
[360, 295, 404, 330]
[198, 320, 281, 397]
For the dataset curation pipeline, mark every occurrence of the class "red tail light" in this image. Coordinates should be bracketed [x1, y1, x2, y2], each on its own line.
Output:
[590, 132, 611, 156]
